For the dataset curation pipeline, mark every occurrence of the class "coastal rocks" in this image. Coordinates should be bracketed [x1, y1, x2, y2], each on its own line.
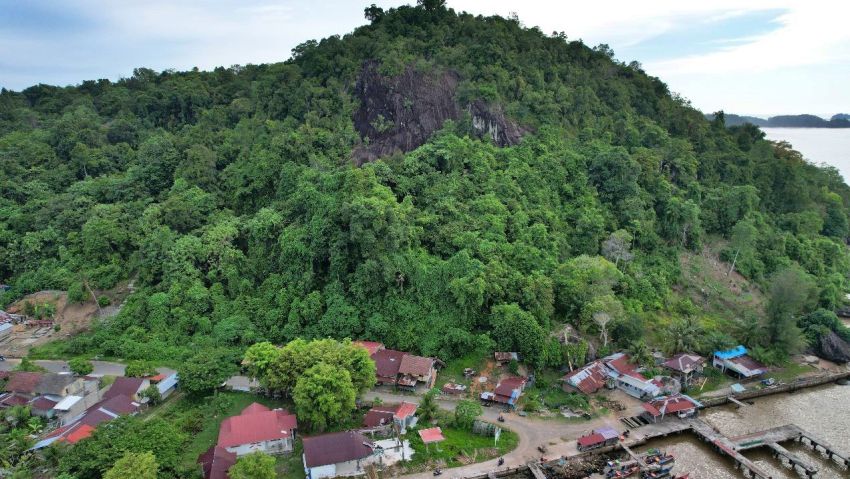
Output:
[817, 330, 850, 364]
[351, 60, 526, 165]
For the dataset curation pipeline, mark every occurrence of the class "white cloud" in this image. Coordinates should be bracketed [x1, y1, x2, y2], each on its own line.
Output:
[2, 0, 848, 115]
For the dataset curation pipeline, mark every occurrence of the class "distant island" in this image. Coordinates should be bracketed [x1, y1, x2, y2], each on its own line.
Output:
[706, 112, 850, 128]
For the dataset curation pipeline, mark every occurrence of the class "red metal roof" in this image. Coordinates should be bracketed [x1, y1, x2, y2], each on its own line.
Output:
[578, 433, 605, 447]
[29, 396, 58, 411]
[5, 372, 43, 394]
[363, 410, 395, 428]
[240, 402, 271, 415]
[354, 341, 385, 356]
[641, 402, 661, 417]
[662, 353, 705, 373]
[562, 361, 609, 394]
[418, 427, 445, 444]
[395, 401, 417, 420]
[302, 431, 373, 468]
[103, 377, 146, 400]
[399, 354, 434, 377]
[217, 408, 297, 448]
[372, 349, 405, 381]
[63, 424, 95, 444]
[494, 376, 526, 397]
[198, 445, 236, 479]
[98, 394, 141, 415]
[645, 395, 698, 416]
[0, 393, 29, 407]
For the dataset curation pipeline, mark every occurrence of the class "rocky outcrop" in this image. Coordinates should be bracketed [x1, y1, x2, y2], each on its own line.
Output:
[352, 61, 526, 164]
[468, 100, 527, 147]
[818, 330, 850, 364]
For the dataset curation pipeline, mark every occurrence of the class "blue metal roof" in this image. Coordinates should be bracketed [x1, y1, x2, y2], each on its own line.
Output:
[714, 345, 747, 359]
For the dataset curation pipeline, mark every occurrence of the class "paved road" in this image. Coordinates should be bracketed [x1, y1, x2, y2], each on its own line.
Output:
[363, 390, 624, 479]
[0, 358, 174, 377]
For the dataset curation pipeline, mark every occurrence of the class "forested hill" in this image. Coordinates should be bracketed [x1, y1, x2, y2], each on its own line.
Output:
[2, 1, 850, 367]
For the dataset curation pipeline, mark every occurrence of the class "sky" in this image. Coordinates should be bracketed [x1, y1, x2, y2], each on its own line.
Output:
[1, 0, 849, 117]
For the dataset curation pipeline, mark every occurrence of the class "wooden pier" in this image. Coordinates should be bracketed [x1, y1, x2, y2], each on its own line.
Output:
[798, 430, 850, 470]
[727, 396, 749, 408]
[766, 442, 818, 477]
[528, 461, 547, 479]
[687, 419, 772, 479]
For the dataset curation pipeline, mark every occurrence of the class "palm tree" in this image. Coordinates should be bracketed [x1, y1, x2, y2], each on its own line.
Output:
[665, 317, 701, 354]
[626, 340, 653, 368]
[418, 388, 439, 422]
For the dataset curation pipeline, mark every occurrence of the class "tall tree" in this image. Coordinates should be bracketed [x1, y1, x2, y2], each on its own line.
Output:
[104, 451, 158, 479]
[292, 363, 356, 432]
[228, 452, 276, 479]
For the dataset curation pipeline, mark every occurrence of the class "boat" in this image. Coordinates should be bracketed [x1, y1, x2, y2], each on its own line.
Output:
[642, 467, 673, 479]
[607, 465, 640, 478]
[645, 448, 663, 457]
[645, 454, 674, 465]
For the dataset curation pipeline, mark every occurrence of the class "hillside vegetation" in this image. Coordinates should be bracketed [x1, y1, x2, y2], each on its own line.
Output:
[2, 1, 850, 370]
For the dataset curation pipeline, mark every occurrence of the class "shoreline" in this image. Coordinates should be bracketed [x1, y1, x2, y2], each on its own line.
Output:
[461, 370, 850, 479]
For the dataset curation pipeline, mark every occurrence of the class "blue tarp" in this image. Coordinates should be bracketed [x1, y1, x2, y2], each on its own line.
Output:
[730, 383, 746, 393]
[714, 345, 747, 360]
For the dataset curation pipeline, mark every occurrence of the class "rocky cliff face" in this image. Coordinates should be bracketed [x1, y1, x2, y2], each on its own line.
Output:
[818, 330, 850, 364]
[352, 61, 526, 165]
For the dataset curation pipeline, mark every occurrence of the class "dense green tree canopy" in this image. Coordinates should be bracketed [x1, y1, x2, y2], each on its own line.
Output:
[1, 0, 848, 369]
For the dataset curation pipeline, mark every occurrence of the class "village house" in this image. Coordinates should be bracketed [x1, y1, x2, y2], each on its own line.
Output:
[146, 371, 179, 399]
[103, 376, 150, 402]
[576, 426, 620, 451]
[398, 354, 437, 389]
[1, 372, 44, 406]
[198, 445, 237, 479]
[641, 394, 702, 423]
[355, 341, 439, 390]
[604, 353, 662, 400]
[362, 401, 417, 433]
[217, 402, 298, 456]
[662, 353, 706, 386]
[562, 353, 665, 400]
[494, 352, 519, 366]
[303, 431, 376, 479]
[712, 345, 767, 378]
[481, 375, 527, 408]
[31, 393, 142, 449]
[562, 360, 610, 394]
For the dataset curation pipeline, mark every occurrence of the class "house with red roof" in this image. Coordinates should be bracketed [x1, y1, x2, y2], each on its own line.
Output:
[104, 376, 149, 402]
[562, 353, 663, 399]
[398, 354, 437, 389]
[603, 353, 661, 400]
[480, 376, 528, 408]
[198, 445, 237, 479]
[356, 341, 439, 390]
[216, 402, 298, 456]
[662, 353, 706, 386]
[576, 427, 619, 451]
[372, 348, 406, 385]
[562, 361, 610, 394]
[353, 340, 384, 357]
[302, 431, 376, 479]
[362, 401, 417, 433]
[641, 394, 702, 422]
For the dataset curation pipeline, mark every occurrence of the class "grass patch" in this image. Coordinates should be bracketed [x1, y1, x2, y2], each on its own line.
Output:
[766, 362, 816, 383]
[404, 425, 518, 469]
[435, 349, 489, 389]
[276, 440, 305, 479]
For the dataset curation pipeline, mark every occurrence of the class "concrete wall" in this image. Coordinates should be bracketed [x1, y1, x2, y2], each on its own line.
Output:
[226, 438, 293, 457]
[700, 370, 850, 408]
[306, 464, 336, 479]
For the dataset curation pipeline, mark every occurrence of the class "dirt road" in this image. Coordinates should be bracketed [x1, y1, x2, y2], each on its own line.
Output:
[363, 390, 623, 478]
